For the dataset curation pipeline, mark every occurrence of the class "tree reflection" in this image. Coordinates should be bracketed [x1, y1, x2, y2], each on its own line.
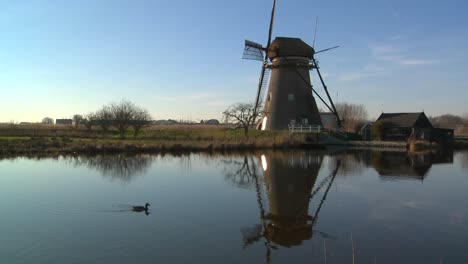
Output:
[328, 150, 368, 176]
[69, 154, 153, 181]
[223, 156, 259, 190]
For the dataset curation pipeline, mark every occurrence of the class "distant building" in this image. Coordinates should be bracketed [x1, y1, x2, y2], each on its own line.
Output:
[201, 119, 220, 125]
[153, 119, 178, 125]
[359, 122, 373, 141]
[373, 112, 453, 143]
[56, 119, 72, 125]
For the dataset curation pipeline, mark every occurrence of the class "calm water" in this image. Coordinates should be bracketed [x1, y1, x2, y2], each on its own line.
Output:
[0, 150, 467, 264]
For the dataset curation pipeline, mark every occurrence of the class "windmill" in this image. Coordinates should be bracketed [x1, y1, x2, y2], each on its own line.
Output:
[242, 0, 342, 130]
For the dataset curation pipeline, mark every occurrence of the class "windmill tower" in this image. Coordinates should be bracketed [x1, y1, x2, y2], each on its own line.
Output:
[243, 0, 341, 130]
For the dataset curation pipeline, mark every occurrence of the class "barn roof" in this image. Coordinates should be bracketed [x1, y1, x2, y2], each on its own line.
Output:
[376, 112, 430, 128]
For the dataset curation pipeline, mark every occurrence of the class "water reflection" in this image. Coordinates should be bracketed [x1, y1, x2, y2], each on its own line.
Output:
[460, 151, 468, 171]
[223, 156, 259, 190]
[261, 152, 326, 247]
[68, 154, 153, 181]
[228, 149, 457, 262]
[327, 150, 368, 176]
[233, 151, 341, 263]
[369, 150, 453, 181]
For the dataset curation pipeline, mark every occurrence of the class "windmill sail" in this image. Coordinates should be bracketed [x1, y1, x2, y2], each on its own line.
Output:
[257, 68, 271, 108]
[252, 0, 276, 122]
[243, 40, 264, 61]
[254, 67, 271, 113]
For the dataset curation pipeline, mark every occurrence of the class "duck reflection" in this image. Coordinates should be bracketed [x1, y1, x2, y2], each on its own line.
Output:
[370, 150, 453, 181]
[235, 151, 340, 262]
[69, 154, 153, 181]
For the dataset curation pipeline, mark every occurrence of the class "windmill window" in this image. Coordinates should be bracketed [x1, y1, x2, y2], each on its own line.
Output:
[288, 94, 295, 102]
[268, 93, 272, 101]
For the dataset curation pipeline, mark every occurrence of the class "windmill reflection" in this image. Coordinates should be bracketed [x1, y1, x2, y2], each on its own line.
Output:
[233, 151, 340, 263]
[262, 152, 325, 247]
[70, 154, 153, 181]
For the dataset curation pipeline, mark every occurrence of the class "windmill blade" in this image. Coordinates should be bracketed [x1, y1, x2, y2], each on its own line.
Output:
[315, 45, 340, 54]
[257, 68, 271, 107]
[266, 0, 277, 49]
[311, 57, 342, 128]
[252, 0, 276, 125]
[254, 66, 271, 113]
[313, 16, 318, 48]
[241, 224, 263, 248]
[243, 40, 265, 61]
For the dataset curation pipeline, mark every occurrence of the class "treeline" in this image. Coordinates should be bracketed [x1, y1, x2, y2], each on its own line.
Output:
[335, 102, 368, 133]
[74, 100, 152, 138]
[429, 114, 468, 133]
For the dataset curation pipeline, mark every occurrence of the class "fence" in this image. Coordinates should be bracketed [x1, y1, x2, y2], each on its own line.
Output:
[288, 125, 322, 133]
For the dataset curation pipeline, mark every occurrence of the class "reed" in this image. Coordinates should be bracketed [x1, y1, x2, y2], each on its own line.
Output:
[0, 130, 317, 155]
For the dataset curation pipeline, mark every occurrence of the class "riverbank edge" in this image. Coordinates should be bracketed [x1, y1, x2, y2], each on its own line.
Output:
[1, 137, 466, 156]
[0, 136, 327, 156]
[348, 140, 468, 151]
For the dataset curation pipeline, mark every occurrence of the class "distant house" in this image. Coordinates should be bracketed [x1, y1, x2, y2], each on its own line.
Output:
[201, 119, 220, 125]
[374, 112, 453, 143]
[153, 119, 178, 125]
[359, 122, 373, 141]
[56, 119, 72, 125]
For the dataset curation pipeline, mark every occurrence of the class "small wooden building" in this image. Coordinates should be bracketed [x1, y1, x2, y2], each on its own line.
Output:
[374, 112, 453, 144]
[56, 119, 72, 125]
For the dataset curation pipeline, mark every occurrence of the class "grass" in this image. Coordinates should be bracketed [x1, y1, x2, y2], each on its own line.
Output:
[2, 124, 465, 155]
[0, 125, 320, 155]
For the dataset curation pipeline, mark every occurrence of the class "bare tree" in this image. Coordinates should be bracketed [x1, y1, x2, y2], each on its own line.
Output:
[110, 100, 138, 138]
[83, 113, 97, 131]
[42, 117, 54, 125]
[463, 113, 468, 135]
[223, 102, 261, 138]
[88, 100, 152, 138]
[72, 114, 84, 129]
[95, 106, 113, 132]
[335, 102, 368, 133]
[131, 107, 152, 138]
[430, 114, 463, 129]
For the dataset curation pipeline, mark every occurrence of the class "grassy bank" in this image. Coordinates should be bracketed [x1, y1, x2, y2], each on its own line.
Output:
[0, 129, 319, 155]
[2, 125, 467, 155]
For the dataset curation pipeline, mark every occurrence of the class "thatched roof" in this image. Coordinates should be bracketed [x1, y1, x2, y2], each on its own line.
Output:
[267, 37, 314, 59]
[376, 112, 432, 128]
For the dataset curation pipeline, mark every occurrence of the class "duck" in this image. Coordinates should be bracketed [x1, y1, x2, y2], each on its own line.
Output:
[132, 203, 150, 213]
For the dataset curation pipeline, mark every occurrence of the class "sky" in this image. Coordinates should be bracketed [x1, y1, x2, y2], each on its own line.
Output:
[0, 0, 467, 122]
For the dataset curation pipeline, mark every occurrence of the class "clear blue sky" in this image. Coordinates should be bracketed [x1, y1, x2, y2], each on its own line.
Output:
[1, 0, 467, 122]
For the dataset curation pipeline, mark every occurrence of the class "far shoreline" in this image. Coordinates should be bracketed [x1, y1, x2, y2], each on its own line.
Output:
[0, 135, 466, 157]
